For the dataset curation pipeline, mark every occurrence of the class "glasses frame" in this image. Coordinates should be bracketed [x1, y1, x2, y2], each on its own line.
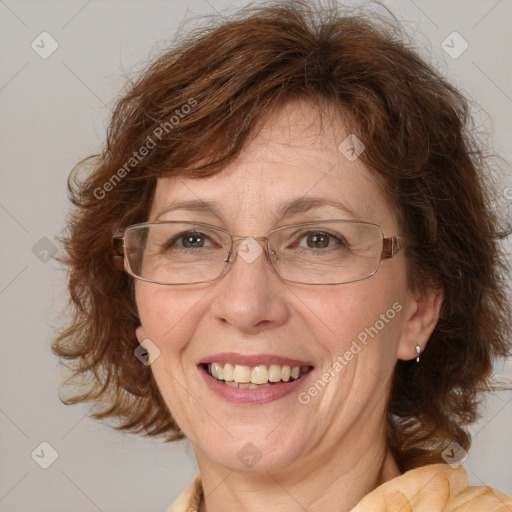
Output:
[113, 220, 403, 286]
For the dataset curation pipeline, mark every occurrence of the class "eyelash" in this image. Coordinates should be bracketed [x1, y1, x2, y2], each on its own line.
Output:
[163, 230, 349, 251]
[291, 230, 348, 249]
[166, 231, 218, 251]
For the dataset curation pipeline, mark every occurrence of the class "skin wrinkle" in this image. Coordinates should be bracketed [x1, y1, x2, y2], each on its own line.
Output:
[135, 100, 442, 512]
[51, 4, 512, 508]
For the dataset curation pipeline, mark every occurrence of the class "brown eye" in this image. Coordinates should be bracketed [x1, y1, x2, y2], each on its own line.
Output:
[181, 232, 206, 248]
[306, 233, 330, 248]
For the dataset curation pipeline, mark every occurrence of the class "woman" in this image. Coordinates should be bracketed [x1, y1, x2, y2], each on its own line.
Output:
[53, 1, 512, 510]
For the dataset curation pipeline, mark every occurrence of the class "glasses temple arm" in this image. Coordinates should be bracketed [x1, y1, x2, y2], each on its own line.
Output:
[113, 232, 125, 270]
[381, 236, 403, 259]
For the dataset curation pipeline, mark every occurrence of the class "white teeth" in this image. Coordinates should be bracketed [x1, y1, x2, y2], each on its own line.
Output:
[207, 362, 308, 385]
[223, 363, 234, 382]
[211, 363, 221, 379]
[233, 364, 251, 383]
[251, 365, 268, 384]
[224, 381, 272, 389]
[268, 364, 282, 382]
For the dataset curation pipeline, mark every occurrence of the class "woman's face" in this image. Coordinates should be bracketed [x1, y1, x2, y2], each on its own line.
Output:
[135, 99, 416, 473]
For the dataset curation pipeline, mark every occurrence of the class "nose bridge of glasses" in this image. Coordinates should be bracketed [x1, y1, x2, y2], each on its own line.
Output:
[226, 235, 275, 264]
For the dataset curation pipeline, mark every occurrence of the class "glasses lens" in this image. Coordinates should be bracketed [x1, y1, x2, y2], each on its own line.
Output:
[268, 221, 383, 284]
[124, 223, 231, 284]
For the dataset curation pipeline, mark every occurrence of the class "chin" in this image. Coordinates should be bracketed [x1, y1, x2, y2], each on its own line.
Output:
[195, 430, 306, 474]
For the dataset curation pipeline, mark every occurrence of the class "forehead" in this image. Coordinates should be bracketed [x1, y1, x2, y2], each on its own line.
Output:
[150, 99, 397, 233]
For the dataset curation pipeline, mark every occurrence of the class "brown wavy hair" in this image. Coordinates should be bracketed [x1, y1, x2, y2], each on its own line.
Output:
[53, 0, 511, 471]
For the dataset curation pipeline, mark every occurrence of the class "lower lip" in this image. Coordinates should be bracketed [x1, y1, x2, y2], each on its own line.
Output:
[199, 366, 313, 405]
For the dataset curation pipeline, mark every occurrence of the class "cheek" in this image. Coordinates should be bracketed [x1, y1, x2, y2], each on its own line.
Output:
[308, 288, 397, 341]
[134, 284, 208, 352]
[303, 274, 406, 366]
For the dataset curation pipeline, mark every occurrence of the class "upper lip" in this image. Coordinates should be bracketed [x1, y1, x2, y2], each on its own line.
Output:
[198, 352, 314, 368]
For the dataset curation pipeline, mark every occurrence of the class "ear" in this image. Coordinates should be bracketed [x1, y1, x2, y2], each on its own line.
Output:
[135, 325, 147, 344]
[397, 286, 444, 361]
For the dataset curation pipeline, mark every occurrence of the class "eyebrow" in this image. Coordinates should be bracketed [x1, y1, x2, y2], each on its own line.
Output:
[154, 196, 359, 222]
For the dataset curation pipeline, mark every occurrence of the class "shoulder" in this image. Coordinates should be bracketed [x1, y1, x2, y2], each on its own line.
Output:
[350, 463, 512, 512]
[166, 475, 202, 512]
[167, 467, 512, 511]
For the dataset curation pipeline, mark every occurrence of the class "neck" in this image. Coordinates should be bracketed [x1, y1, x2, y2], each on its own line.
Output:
[195, 428, 401, 512]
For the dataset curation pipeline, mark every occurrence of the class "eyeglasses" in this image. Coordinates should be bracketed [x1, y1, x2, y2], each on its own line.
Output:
[113, 220, 403, 286]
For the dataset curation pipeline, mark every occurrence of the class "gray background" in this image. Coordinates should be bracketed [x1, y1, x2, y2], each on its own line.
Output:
[0, 1, 511, 511]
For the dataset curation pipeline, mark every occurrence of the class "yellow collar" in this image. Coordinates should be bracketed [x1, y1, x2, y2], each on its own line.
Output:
[167, 463, 512, 511]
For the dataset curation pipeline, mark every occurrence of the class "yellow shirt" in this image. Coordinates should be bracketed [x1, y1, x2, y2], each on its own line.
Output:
[166, 463, 512, 511]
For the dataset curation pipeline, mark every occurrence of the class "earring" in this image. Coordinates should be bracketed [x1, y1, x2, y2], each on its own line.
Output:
[415, 344, 421, 363]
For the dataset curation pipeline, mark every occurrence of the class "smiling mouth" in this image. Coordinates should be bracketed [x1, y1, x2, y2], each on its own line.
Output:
[203, 362, 313, 388]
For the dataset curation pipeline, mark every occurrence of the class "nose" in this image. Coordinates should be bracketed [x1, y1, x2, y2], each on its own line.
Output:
[210, 237, 290, 334]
